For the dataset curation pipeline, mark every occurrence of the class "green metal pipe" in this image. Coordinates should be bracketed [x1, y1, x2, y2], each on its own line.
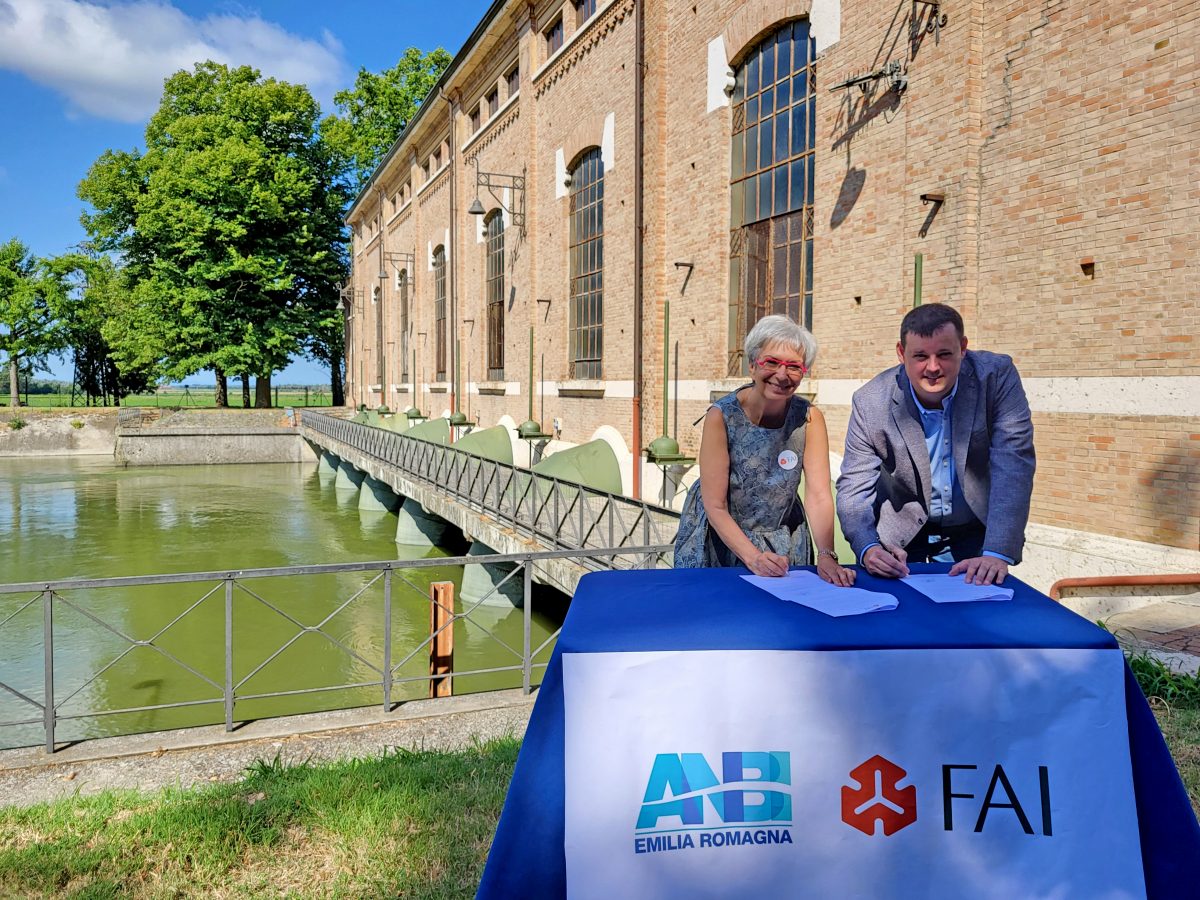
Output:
[528, 325, 535, 422]
[913, 253, 923, 308]
[662, 300, 670, 437]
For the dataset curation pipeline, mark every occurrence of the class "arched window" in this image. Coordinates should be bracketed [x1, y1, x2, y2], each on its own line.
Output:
[397, 269, 409, 381]
[729, 20, 815, 372]
[433, 246, 447, 381]
[569, 148, 604, 379]
[485, 211, 505, 379]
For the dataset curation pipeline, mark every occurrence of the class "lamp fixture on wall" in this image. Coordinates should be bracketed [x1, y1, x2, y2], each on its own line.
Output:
[466, 156, 527, 235]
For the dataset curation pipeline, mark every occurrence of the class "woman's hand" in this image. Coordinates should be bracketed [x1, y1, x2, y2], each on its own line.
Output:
[816, 553, 856, 586]
[746, 549, 789, 577]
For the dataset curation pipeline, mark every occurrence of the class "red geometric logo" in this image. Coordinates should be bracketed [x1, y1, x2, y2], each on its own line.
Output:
[841, 755, 918, 836]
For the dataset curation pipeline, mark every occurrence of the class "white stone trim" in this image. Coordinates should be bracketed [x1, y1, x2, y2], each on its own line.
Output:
[810, 376, 1200, 417]
[601, 112, 615, 173]
[1022, 377, 1200, 417]
[811, 0, 841, 54]
[470, 381, 521, 396]
[555, 147, 568, 199]
[707, 37, 731, 112]
[1016, 522, 1200, 597]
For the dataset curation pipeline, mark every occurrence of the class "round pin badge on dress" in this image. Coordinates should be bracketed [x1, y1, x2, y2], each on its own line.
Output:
[778, 450, 799, 470]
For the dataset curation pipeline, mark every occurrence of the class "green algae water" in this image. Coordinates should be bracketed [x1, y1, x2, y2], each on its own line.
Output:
[0, 458, 562, 750]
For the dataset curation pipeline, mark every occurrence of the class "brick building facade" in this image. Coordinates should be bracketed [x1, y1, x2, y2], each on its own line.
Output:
[344, 0, 1199, 571]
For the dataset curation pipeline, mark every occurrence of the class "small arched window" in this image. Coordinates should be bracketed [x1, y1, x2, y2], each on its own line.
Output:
[569, 147, 604, 379]
[485, 212, 505, 379]
[433, 246, 447, 381]
[728, 19, 816, 372]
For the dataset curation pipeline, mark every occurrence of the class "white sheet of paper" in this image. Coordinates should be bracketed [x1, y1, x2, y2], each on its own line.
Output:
[740, 570, 898, 617]
[902, 573, 1014, 604]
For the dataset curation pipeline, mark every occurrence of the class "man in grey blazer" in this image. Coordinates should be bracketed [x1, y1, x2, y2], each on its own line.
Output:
[836, 304, 1035, 585]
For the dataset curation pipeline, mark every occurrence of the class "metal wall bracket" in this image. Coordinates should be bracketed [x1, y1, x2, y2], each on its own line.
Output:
[469, 158, 527, 236]
[828, 60, 907, 95]
[911, 0, 948, 46]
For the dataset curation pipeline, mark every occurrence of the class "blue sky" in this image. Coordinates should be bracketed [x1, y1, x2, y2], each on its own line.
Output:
[0, 0, 491, 384]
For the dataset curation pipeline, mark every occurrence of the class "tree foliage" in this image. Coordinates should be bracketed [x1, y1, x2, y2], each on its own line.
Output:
[78, 62, 348, 404]
[51, 253, 155, 405]
[320, 47, 452, 194]
[0, 238, 68, 406]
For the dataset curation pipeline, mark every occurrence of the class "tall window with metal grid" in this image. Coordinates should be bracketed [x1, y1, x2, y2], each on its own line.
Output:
[485, 211, 505, 379]
[433, 246, 447, 381]
[569, 148, 604, 380]
[398, 269, 409, 381]
[728, 19, 816, 374]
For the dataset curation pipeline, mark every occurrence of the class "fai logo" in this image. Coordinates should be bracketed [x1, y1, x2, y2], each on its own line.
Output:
[841, 755, 918, 836]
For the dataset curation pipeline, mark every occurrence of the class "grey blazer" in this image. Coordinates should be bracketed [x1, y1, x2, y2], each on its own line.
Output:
[835, 350, 1035, 563]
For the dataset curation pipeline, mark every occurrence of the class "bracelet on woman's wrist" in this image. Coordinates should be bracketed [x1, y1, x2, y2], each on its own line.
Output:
[817, 548, 838, 561]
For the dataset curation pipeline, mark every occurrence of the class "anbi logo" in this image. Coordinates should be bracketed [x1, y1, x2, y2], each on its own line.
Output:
[633, 752, 794, 854]
[841, 755, 918, 836]
[638, 751, 792, 830]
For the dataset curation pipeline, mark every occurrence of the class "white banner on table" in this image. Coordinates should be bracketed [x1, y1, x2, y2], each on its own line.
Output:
[563, 648, 1144, 900]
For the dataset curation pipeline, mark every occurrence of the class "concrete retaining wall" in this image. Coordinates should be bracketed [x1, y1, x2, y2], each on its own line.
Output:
[116, 429, 312, 465]
[0, 410, 117, 456]
[114, 408, 321, 465]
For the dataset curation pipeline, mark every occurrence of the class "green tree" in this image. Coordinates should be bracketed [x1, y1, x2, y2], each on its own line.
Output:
[78, 62, 348, 406]
[0, 238, 67, 407]
[51, 253, 155, 405]
[320, 47, 452, 194]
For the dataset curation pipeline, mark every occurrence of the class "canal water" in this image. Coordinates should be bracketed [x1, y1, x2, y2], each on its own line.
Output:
[0, 457, 563, 750]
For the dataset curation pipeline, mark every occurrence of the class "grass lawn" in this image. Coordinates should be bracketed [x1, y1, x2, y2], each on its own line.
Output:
[0, 699, 1196, 898]
[1156, 705, 1200, 820]
[0, 740, 519, 899]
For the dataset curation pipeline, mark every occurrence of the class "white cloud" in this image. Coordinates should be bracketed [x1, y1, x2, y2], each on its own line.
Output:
[0, 0, 347, 123]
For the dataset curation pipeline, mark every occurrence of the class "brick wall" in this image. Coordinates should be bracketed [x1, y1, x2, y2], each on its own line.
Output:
[346, 0, 1198, 550]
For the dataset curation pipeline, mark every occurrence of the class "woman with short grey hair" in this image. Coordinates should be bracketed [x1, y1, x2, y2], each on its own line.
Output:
[674, 315, 854, 585]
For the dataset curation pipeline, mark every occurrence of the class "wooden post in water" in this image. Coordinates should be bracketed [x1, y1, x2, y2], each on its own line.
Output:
[429, 581, 455, 697]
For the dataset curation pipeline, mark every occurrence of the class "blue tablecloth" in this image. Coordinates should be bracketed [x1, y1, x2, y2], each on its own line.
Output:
[477, 565, 1200, 899]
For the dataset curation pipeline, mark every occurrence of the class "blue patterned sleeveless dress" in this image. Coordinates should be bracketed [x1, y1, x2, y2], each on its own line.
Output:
[674, 389, 812, 568]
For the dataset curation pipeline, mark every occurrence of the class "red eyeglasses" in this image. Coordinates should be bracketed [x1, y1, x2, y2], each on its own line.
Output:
[756, 356, 808, 378]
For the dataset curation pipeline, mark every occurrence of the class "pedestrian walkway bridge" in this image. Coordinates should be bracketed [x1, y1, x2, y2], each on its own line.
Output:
[298, 411, 679, 594]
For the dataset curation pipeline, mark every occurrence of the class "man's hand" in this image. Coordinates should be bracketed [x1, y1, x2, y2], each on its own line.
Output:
[862, 544, 909, 578]
[747, 549, 789, 577]
[949, 556, 1008, 585]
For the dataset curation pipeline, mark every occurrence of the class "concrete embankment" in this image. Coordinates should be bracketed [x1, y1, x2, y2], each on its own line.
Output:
[0, 409, 117, 456]
[0, 690, 535, 808]
[0, 407, 336, 463]
[114, 407, 317, 465]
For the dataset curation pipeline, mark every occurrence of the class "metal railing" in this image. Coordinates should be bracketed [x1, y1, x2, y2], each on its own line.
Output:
[0, 546, 669, 754]
[301, 411, 681, 562]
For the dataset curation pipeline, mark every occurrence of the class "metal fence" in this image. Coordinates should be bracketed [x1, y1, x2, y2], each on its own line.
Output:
[301, 411, 681, 561]
[0, 546, 669, 754]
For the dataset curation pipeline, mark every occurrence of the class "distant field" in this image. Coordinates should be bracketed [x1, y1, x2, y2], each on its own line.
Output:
[3, 389, 334, 409]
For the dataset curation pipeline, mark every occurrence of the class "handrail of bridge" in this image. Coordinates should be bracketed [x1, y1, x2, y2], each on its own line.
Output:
[0, 546, 671, 754]
[300, 411, 682, 563]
